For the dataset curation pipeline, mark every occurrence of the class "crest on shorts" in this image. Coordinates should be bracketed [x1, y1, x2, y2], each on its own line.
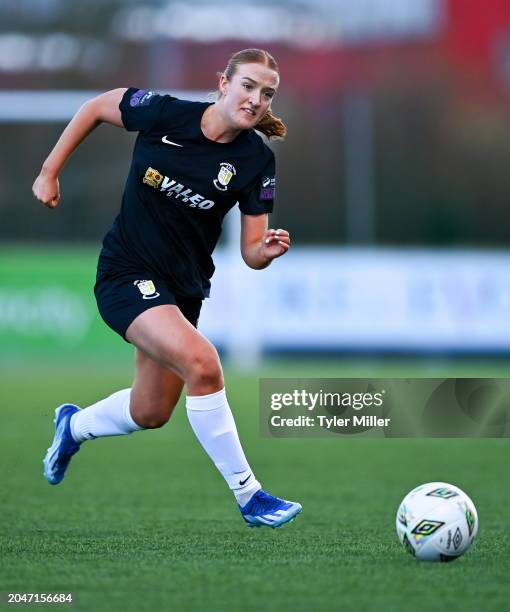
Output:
[134, 279, 160, 300]
[143, 167, 163, 189]
[213, 162, 236, 191]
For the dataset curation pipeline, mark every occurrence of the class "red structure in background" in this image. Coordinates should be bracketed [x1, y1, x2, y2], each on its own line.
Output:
[445, 0, 510, 70]
[175, 0, 510, 105]
[442, 0, 510, 104]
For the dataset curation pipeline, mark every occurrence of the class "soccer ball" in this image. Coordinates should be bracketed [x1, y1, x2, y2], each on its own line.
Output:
[396, 482, 478, 562]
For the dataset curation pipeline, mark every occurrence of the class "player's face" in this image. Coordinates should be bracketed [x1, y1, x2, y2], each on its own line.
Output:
[220, 63, 279, 129]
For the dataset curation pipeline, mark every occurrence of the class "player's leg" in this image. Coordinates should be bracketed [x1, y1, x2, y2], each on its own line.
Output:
[43, 275, 186, 485]
[129, 348, 184, 428]
[125, 303, 223, 395]
[43, 320, 185, 485]
[43, 348, 184, 485]
[126, 304, 259, 502]
[126, 304, 302, 527]
[71, 347, 185, 439]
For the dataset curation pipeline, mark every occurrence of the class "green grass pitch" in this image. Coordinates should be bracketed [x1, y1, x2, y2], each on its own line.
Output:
[1, 359, 509, 611]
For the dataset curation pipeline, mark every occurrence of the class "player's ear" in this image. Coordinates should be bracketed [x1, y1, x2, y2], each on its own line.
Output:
[219, 73, 228, 97]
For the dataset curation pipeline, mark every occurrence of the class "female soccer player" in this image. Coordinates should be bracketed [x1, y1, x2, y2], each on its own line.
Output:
[32, 49, 301, 528]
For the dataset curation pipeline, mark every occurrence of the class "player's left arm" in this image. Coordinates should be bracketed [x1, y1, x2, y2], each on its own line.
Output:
[240, 213, 291, 270]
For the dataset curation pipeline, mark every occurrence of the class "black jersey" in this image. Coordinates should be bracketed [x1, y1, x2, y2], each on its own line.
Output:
[97, 87, 276, 298]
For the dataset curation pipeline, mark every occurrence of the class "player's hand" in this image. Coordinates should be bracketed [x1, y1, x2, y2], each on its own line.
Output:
[261, 228, 290, 261]
[32, 171, 61, 209]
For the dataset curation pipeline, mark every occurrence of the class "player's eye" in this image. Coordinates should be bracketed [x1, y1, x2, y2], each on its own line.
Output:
[242, 83, 253, 90]
[264, 91, 274, 99]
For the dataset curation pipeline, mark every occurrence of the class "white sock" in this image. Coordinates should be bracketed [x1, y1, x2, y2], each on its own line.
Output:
[70, 388, 144, 442]
[186, 388, 261, 506]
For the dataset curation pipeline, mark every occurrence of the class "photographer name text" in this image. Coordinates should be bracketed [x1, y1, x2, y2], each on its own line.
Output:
[270, 414, 391, 428]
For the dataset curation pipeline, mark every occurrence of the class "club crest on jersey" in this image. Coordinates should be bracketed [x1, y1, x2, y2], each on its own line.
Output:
[143, 167, 163, 188]
[213, 162, 236, 191]
[134, 280, 160, 300]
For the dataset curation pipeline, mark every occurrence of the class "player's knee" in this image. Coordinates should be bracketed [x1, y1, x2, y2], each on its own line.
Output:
[140, 414, 170, 429]
[132, 402, 173, 429]
[187, 348, 223, 393]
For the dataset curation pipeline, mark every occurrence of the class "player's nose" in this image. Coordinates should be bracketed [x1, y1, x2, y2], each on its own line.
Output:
[248, 91, 261, 107]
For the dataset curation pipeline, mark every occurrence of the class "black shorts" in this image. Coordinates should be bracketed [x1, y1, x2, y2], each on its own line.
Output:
[94, 273, 202, 341]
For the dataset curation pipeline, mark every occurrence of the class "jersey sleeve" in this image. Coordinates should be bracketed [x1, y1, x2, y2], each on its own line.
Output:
[119, 87, 177, 134]
[238, 152, 276, 215]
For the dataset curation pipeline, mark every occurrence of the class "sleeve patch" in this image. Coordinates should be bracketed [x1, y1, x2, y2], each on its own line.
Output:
[129, 89, 157, 107]
[259, 176, 276, 201]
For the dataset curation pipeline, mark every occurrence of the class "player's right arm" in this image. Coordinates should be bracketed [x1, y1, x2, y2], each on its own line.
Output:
[32, 88, 127, 208]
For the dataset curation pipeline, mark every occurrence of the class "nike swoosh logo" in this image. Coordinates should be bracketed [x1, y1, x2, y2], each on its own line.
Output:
[239, 474, 251, 486]
[162, 136, 183, 147]
[262, 178, 271, 187]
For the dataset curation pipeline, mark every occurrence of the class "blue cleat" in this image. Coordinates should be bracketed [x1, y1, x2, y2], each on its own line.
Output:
[43, 404, 81, 485]
[240, 489, 302, 528]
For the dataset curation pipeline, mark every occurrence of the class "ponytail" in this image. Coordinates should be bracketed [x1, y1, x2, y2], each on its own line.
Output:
[256, 108, 287, 141]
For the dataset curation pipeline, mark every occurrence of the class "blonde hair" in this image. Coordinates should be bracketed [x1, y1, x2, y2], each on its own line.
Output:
[218, 48, 287, 141]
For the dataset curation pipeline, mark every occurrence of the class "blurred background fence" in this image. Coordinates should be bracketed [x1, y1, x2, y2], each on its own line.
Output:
[2, 0, 510, 365]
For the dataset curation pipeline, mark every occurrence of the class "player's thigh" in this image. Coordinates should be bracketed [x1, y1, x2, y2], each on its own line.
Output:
[125, 304, 222, 382]
[131, 348, 184, 422]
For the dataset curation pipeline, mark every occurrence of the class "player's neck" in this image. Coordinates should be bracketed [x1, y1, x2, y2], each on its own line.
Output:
[201, 104, 241, 144]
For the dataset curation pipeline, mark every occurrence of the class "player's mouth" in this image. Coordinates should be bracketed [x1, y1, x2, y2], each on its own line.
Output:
[241, 107, 257, 118]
